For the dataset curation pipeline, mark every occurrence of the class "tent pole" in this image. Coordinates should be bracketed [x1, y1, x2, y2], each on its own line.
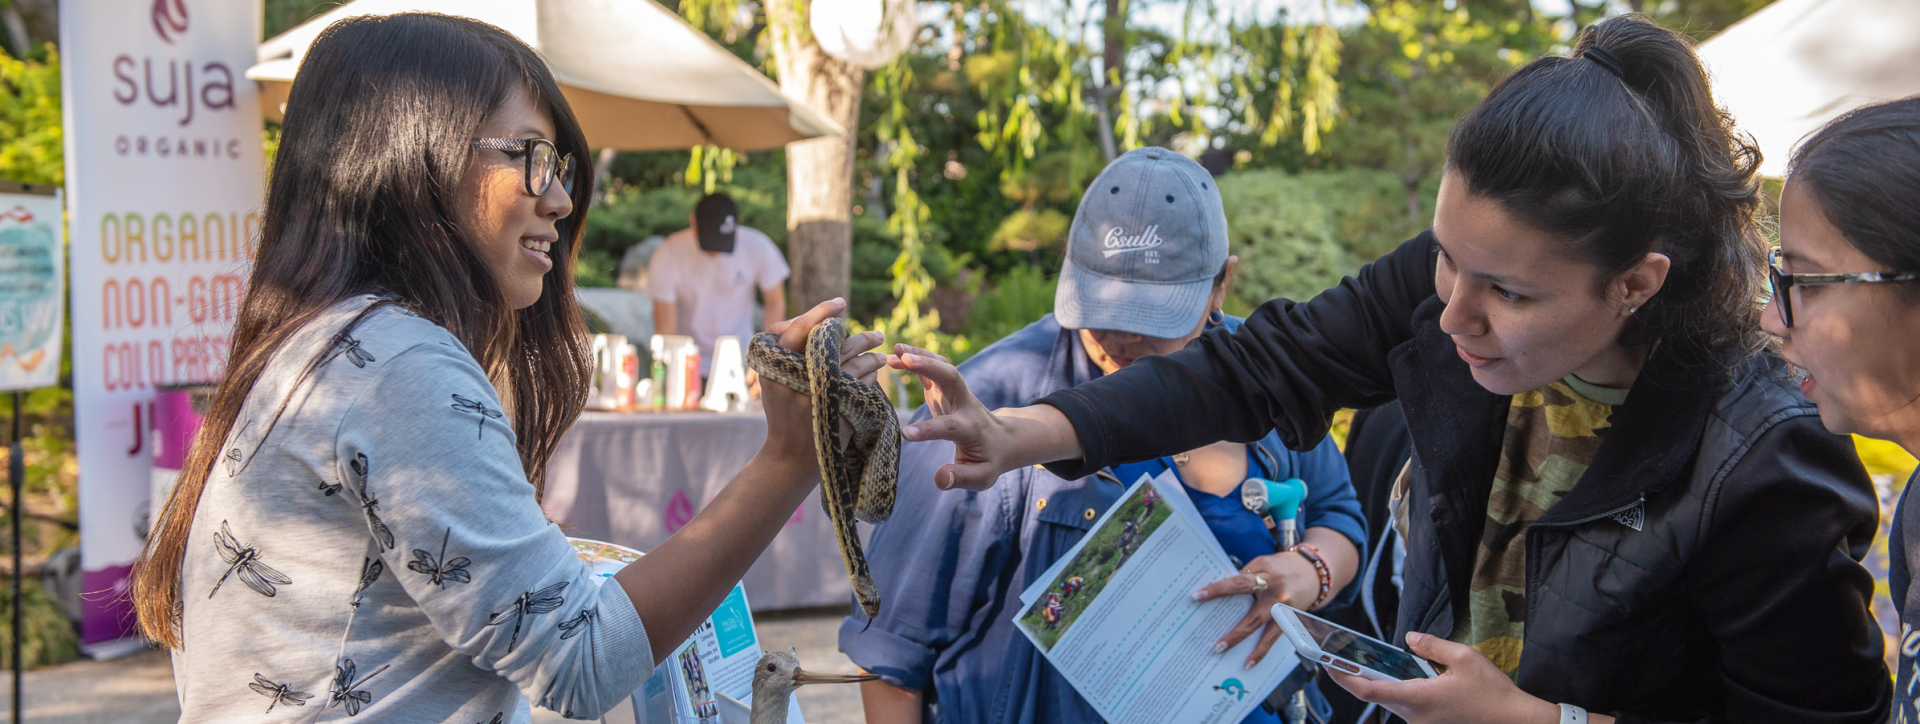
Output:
[9, 389, 21, 722]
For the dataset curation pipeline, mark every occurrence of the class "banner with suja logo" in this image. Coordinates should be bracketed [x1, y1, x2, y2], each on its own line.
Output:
[60, 0, 263, 649]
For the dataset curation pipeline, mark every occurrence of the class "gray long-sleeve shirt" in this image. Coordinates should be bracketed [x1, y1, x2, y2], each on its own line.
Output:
[172, 296, 653, 722]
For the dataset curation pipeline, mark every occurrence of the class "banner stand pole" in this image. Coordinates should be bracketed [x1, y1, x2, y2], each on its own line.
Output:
[10, 389, 22, 722]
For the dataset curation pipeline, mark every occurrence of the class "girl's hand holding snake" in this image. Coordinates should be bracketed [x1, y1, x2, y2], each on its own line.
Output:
[758, 298, 888, 487]
[889, 346, 1084, 491]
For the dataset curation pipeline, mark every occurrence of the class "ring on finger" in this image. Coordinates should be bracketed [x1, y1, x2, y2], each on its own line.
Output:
[1250, 574, 1268, 593]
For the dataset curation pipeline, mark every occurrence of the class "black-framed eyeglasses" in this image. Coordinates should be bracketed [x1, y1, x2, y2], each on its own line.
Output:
[470, 137, 575, 197]
[1768, 248, 1920, 328]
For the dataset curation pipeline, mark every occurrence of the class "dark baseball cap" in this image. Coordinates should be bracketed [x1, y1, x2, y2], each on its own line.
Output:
[1054, 147, 1228, 339]
[695, 193, 739, 253]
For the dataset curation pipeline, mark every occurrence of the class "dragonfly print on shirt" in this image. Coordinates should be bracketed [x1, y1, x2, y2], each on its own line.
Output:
[408, 528, 472, 587]
[223, 419, 257, 478]
[486, 580, 569, 653]
[210, 520, 292, 599]
[352, 557, 384, 608]
[557, 606, 598, 640]
[347, 452, 395, 550]
[334, 334, 376, 368]
[450, 394, 504, 440]
[327, 658, 391, 716]
[248, 673, 313, 714]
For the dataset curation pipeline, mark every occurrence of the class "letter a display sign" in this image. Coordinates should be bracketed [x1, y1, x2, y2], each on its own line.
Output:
[60, 0, 264, 650]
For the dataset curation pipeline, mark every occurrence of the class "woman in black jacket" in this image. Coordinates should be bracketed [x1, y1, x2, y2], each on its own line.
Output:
[886, 15, 1889, 724]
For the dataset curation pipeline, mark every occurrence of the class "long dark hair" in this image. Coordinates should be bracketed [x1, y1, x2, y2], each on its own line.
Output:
[1446, 14, 1767, 367]
[1789, 97, 1920, 282]
[132, 13, 594, 648]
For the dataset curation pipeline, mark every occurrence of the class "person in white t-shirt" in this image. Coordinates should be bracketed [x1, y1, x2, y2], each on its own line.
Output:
[648, 193, 790, 377]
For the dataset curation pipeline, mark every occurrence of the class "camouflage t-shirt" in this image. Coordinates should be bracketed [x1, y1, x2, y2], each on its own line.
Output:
[1451, 375, 1628, 677]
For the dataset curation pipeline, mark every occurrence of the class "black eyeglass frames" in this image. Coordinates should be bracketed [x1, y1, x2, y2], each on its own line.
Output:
[1767, 248, 1920, 328]
[470, 137, 575, 197]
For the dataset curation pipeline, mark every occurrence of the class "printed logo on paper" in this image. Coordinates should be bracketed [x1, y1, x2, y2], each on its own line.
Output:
[1213, 678, 1249, 701]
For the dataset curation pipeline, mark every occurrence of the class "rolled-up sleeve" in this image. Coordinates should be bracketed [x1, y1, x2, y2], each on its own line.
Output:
[839, 412, 1018, 691]
[335, 343, 653, 718]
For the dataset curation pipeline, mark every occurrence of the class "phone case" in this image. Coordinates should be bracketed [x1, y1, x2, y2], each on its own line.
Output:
[1269, 604, 1439, 682]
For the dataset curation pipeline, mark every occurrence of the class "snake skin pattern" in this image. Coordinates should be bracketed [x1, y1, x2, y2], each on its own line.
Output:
[746, 318, 899, 620]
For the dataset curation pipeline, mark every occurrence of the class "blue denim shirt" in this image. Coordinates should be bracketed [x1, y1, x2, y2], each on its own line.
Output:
[838, 314, 1366, 724]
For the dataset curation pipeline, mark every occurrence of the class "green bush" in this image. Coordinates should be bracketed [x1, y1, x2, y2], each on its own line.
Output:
[1216, 168, 1436, 311]
[850, 213, 901, 323]
[0, 45, 62, 185]
[0, 580, 78, 670]
[962, 264, 1057, 351]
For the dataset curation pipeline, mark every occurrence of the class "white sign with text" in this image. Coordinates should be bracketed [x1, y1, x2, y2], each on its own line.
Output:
[60, 0, 263, 646]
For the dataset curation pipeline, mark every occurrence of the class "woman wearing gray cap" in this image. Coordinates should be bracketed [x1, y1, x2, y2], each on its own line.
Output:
[888, 15, 1888, 724]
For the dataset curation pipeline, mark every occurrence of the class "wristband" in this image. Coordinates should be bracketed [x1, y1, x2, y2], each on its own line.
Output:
[1559, 703, 1588, 724]
[1293, 544, 1332, 609]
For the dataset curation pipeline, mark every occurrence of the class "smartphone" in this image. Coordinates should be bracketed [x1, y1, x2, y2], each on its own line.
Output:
[1270, 604, 1440, 682]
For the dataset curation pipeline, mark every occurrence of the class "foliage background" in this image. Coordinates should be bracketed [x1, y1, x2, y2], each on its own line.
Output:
[0, 0, 1875, 669]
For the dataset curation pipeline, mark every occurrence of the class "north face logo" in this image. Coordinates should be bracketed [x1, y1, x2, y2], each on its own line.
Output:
[1609, 501, 1646, 532]
[1102, 225, 1164, 258]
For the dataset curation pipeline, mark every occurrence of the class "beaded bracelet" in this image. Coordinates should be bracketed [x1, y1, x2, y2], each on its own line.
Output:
[1294, 544, 1332, 610]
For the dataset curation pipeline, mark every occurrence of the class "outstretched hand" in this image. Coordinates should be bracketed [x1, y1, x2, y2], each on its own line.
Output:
[888, 347, 1082, 491]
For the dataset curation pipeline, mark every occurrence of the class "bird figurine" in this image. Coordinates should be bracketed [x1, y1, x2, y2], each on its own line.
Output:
[718, 647, 876, 724]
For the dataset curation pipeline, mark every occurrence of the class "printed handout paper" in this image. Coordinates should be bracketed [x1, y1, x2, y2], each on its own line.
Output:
[1012, 472, 1297, 724]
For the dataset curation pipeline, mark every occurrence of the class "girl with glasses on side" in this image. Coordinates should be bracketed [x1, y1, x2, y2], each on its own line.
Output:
[130, 14, 884, 722]
[888, 15, 1890, 724]
[1757, 96, 1920, 724]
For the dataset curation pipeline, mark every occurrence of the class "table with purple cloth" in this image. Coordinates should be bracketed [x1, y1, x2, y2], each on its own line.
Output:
[540, 410, 852, 612]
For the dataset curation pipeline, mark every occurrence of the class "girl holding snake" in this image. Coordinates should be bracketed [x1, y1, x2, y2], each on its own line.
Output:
[129, 14, 884, 722]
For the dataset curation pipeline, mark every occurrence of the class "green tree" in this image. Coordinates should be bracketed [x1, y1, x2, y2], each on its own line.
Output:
[0, 43, 60, 185]
[1317, 1, 1536, 228]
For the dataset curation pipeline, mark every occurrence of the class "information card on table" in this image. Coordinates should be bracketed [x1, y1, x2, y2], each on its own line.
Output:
[566, 538, 803, 724]
[1012, 472, 1297, 724]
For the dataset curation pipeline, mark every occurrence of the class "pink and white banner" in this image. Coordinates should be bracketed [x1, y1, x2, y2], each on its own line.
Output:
[59, 0, 263, 648]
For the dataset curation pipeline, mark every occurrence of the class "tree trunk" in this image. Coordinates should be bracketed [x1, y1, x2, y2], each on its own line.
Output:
[13, 0, 54, 51]
[1094, 0, 1123, 161]
[766, 0, 866, 316]
[590, 148, 618, 206]
[1, 7, 29, 58]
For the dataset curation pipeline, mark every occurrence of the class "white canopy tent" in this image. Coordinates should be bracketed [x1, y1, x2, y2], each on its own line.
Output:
[248, 0, 843, 151]
[1698, 0, 1920, 178]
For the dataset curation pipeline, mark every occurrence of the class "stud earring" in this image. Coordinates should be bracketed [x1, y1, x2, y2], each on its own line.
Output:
[1628, 306, 1639, 315]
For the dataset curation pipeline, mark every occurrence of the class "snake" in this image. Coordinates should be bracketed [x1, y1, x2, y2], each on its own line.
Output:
[746, 317, 898, 621]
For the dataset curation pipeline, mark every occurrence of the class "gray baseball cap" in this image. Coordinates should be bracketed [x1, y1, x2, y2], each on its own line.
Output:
[1055, 147, 1228, 339]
